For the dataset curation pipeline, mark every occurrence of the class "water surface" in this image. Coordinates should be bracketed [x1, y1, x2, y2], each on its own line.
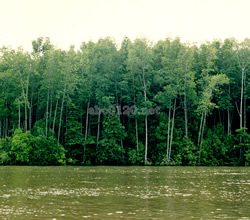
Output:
[0, 166, 249, 219]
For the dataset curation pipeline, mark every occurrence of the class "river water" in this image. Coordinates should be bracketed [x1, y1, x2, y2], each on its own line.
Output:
[0, 166, 249, 219]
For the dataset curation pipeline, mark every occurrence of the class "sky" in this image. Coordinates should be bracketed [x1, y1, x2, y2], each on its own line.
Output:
[0, 0, 250, 50]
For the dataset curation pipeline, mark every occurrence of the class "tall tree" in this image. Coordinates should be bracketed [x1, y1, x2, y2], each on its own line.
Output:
[234, 39, 250, 130]
[127, 38, 152, 164]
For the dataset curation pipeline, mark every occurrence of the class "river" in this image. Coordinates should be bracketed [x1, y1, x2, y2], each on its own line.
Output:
[0, 166, 249, 219]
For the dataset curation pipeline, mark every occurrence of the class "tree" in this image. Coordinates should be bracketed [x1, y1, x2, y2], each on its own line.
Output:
[234, 39, 250, 130]
[197, 74, 229, 163]
[127, 38, 152, 164]
[153, 38, 196, 163]
[216, 39, 237, 135]
[0, 48, 32, 132]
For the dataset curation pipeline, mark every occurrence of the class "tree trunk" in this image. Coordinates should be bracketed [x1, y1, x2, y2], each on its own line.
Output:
[115, 81, 125, 160]
[198, 113, 204, 147]
[52, 99, 58, 134]
[45, 89, 49, 137]
[198, 112, 206, 164]
[168, 98, 176, 161]
[29, 93, 33, 130]
[240, 67, 245, 129]
[83, 100, 90, 163]
[96, 107, 101, 148]
[135, 118, 139, 152]
[198, 113, 203, 164]
[200, 113, 206, 147]
[65, 104, 68, 135]
[24, 74, 30, 131]
[243, 71, 247, 129]
[49, 93, 53, 133]
[166, 103, 172, 162]
[184, 92, 188, 138]
[24, 97, 27, 131]
[144, 114, 148, 164]
[57, 89, 65, 145]
[142, 68, 148, 164]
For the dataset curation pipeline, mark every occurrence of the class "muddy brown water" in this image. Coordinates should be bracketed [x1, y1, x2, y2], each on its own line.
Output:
[0, 166, 249, 219]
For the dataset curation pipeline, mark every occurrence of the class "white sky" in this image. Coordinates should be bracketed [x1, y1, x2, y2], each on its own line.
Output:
[0, 0, 250, 50]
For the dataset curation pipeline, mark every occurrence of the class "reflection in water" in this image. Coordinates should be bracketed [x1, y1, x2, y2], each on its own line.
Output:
[0, 166, 249, 219]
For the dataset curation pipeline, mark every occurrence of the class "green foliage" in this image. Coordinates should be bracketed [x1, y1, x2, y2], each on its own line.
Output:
[30, 135, 65, 165]
[127, 149, 138, 165]
[30, 121, 66, 165]
[11, 129, 32, 164]
[0, 138, 11, 164]
[0, 37, 249, 166]
[7, 126, 65, 165]
[197, 74, 229, 115]
[174, 138, 197, 165]
[97, 115, 126, 164]
[245, 150, 250, 164]
[153, 117, 169, 164]
[64, 118, 84, 164]
[32, 120, 47, 136]
[199, 125, 233, 165]
[97, 139, 124, 164]
[127, 143, 144, 165]
[235, 128, 250, 165]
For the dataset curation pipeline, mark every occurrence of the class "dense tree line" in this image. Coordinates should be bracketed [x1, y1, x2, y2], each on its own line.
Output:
[0, 37, 249, 166]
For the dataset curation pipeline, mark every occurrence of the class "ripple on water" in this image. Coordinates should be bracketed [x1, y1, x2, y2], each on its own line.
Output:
[0, 194, 11, 199]
[0, 166, 249, 219]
